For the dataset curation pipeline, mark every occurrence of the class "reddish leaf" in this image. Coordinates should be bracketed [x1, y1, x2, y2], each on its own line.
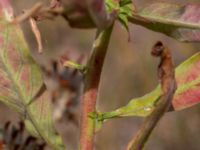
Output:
[101, 52, 200, 119]
[0, 1, 64, 149]
[130, 2, 200, 42]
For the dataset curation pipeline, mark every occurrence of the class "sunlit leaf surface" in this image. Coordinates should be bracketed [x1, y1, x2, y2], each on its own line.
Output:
[101, 52, 200, 119]
[0, 0, 64, 149]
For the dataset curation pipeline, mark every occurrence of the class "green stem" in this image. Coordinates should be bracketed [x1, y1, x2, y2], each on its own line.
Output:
[79, 25, 114, 150]
[63, 61, 87, 73]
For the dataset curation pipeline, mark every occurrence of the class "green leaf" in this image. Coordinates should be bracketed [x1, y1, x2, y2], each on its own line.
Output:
[105, 0, 119, 13]
[0, 1, 65, 149]
[63, 60, 86, 73]
[105, 0, 134, 31]
[118, 14, 129, 31]
[118, 1, 135, 33]
[100, 52, 200, 120]
[130, 2, 200, 42]
[119, 0, 132, 7]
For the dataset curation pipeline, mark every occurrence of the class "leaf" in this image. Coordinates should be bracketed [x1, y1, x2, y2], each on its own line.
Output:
[106, 0, 134, 33]
[63, 60, 86, 72]
[0, 1, 65, 149]
[118, 3, 133, 31]
[100, 52, 200, 120]
[118, 14, 129, 31]
[130, 2, 200, 42]
[119, 0, 132, 7]
[105, 0, 119, 14]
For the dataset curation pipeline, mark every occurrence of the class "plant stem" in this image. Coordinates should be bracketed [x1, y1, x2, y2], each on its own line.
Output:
[79, 25, 114, 150]
[126, 42, 177, 150]
[126, 90, 175, 150]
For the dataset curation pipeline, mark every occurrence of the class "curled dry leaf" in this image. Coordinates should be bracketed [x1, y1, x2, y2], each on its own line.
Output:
[126, 41, 177, 150]
[151, 41, 177, 96]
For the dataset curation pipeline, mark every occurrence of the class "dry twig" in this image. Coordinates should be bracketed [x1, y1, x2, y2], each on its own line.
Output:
[29, 17, 43, 53]
[12, 2, 43, 23]
[12, 2, 63, 53]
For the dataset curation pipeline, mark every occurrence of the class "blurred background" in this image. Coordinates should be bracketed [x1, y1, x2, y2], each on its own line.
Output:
[1, 0, 200, 149]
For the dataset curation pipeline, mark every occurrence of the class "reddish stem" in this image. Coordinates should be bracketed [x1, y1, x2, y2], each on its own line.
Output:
[79, 26, 113, 150]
